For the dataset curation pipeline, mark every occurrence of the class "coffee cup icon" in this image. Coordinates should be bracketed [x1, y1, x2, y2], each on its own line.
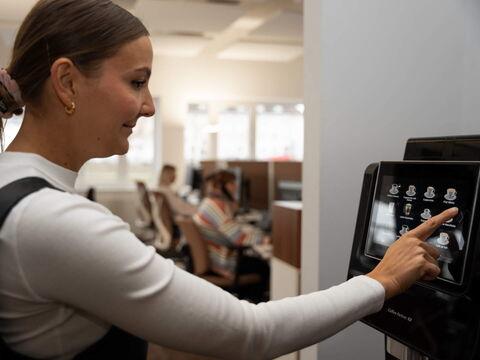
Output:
[424, 186, 435, 199]
[444, 188, 457, 201]
[399, 225, 409, 235]
[403, 203, 412, 216]
[389, 184, 400, 195]
[421, 208, 432, 220]
[437, 232, 450, 246]
[406, 185, 416, 197]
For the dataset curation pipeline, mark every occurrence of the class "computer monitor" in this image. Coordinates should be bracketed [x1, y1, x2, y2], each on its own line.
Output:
[185, 165, 203, 191]
[228, 167, 250, 213]
[277, 180, 302, 201]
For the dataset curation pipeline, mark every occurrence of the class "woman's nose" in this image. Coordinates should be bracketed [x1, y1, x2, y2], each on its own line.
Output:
[141, 91, 155, 117]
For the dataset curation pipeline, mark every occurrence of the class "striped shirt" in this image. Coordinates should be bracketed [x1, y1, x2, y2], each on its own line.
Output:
[193, 196, 264, 278]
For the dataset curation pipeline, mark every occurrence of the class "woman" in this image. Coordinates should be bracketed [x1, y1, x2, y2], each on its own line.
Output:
[0, 0, 455, 359]
[193, 169, 270, 296]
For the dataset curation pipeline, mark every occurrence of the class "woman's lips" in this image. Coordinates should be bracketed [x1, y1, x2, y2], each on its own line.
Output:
[122, 123, 135, 134]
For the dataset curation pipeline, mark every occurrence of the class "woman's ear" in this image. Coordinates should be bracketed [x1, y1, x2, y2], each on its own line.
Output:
[50, 57, 78, 108]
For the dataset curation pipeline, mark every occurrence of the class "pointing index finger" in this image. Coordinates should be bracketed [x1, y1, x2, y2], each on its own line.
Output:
[408, 207, 459, 241]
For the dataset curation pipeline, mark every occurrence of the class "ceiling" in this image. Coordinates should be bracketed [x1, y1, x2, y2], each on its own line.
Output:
[0, 0, 303, 63]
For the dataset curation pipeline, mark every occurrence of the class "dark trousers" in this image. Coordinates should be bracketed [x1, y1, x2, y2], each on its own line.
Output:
[237, 255, 270, 302]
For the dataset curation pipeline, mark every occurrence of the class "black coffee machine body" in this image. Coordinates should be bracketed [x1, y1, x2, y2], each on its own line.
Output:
[348, 135, 480, 360]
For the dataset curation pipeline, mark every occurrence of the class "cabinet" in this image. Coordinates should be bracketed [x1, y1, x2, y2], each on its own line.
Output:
[271, 201, 302, 360]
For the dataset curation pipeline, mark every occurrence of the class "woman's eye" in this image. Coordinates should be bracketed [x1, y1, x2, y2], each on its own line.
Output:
[132, 80, 146, 89]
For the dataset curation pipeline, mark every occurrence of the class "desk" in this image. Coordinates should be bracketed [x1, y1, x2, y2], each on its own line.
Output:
[236, 210, 272, 259]
[271, 201, 302, 360]
[235, 209, 264, 225]
[272, 201, 302, 268]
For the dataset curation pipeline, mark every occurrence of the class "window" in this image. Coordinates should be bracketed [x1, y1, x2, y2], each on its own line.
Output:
[125, 115, 156, 183]
[78, 97, 161, 189]
[184, 103, 211, 165]
[126, 117, 155, 165]
[2, 114, 23, 149]
[255, 103, 304, 161]
[217, 106, 250, 160]
[78, 114, 159, 189]
[185, 101, 304, 162]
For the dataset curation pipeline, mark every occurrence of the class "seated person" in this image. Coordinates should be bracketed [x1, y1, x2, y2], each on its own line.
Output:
[193, 170, 270, 290]
[157, 164, 197, 216]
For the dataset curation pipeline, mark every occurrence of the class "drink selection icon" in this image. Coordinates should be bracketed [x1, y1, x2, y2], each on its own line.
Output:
[421, 208, 432, 220]
[388, 202, 395, 214]
[389, 184, 400, 195]
[406, 185, 416, 197]
[424, 186, 436, 199]
[444, 188, 457, 201]
[399, 225, 409, 235]
[403, 203, 412, 216]
[437, 232, 450, 246]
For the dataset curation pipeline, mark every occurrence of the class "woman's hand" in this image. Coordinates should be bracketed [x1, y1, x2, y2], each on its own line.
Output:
[367, 207, 458, 300]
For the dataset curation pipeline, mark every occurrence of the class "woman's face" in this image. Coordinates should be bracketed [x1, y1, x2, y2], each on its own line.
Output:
[169, 170, 177, 184]
[225, 181, 238, 199]
[76, 36, 155, 158]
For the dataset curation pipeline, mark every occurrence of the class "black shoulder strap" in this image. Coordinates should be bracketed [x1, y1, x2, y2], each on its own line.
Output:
[0, 177, 58, 229]
[0, 177, 58, 360]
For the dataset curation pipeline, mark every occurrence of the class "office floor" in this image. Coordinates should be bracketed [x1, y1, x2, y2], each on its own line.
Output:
[147, 344, 218, 360]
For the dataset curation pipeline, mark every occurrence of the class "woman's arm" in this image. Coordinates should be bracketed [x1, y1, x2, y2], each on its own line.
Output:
[15, 190, 381, 359]
[16, 191, 455, 359]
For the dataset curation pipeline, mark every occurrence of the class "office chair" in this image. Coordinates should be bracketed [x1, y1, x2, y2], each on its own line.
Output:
[153, 192, 174, 232]
[150, 190, 194, 262]
[84, 187, 97, 202]
[133, 182, 173, 248]
[134, 181, 177, 238]
[133, 183, 187, 269]
[134, 181, 156, 243]
[175, 216, 263, 299]
[150, 191, 175, 251]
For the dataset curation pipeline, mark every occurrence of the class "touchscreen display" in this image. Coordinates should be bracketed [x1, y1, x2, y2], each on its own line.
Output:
[365, 162, 479, 285]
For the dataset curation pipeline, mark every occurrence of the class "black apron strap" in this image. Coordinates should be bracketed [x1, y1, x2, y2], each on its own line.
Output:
[0, 177, 58, 360]
[0, 177, 148, 360]
[0, 177, 56, 228]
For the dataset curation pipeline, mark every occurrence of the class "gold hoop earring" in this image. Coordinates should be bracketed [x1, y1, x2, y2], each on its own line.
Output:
[65, 101, 76, 115]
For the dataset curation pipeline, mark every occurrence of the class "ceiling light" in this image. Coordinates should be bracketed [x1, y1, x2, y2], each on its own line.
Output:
[233, 16, 264, 31]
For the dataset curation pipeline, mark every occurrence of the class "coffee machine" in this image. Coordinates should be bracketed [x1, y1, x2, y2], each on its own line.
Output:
[348, 135, 480, 360]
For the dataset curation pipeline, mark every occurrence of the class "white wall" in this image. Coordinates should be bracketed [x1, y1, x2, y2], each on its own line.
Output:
[151, 55, 303, 126]
[149, 55, 303, 186]
[0, 35, 9, 68]
[302, 1, 480, 359]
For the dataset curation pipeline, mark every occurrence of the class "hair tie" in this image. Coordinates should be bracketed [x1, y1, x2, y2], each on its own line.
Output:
[0, 68, 24, 119]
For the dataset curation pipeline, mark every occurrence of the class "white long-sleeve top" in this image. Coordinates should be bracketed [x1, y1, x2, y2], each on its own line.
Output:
[0, 151, 385, 360]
